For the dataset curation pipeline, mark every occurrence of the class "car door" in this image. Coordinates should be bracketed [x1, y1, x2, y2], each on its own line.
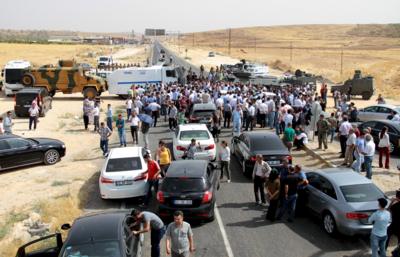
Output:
[5, 138, 42, 167]
[305, 172, 323, 214]
[15, 233, 62, 257]
[360, 106, 379, 121]
[377, 107, 392, 120]
[0, 139, 12, 170]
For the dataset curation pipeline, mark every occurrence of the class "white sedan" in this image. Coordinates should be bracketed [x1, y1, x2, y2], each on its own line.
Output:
[99, 147, 149, 199]
[173, 124, 217, 161]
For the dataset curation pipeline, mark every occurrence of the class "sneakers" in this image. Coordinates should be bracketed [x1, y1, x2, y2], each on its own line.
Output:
[227, 180, 231, 183]
[260, 203, 267, 207]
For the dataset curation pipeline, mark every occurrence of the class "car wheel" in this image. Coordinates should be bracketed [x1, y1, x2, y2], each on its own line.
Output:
[207, 205, 215, 222]
[44, 149, 60, 165]
[322, 212, 337, 235]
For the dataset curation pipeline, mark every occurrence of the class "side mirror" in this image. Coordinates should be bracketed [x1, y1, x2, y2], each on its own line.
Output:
[61, 223, 71, 230]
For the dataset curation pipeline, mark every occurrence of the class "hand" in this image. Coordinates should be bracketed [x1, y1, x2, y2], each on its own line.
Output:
[190, 246, 195, 253]
[132, 231, 139, 236]
[166, 248, 171, 255]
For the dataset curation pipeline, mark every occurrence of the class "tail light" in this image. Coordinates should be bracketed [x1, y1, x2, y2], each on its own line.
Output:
[250, 156, 257, 162]
[100, 176, 114, 184]
[133, 172, 148, 181]
[346, 212, 369, 220]
[176, 146, 187, 151]
[157, 191, 165, 203]
[201, 191, 213, 204]
[205, 144, 215, 150]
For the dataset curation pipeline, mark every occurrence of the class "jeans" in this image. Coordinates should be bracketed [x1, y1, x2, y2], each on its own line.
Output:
[106, 117, 113, 131]
[152, 110, 159, 127]
[329, 128, 335, 142]
[339, 135, 348, 157]
[233, 120, 241, 134]
[144, 180, 159, 205]
[100, 139, 108, 155]
[364, 155, 373, 179]
[268, 111, 275, 128]
[370, 233, 387, 257]
[277, 194, 298, 221]
[275, 119, 281, 135]
[142, 132, 149, 149]
[318, 132, 328, 149]
[259, 113, 266, 128]
[151, 227, 166, 257]
[352, 152, 364, 172]
[126, 108, 131, 119]
[220, 161, 231, 180]
[253, 175, 266, 204]
[130, 126, 138, 144]
[29, 116, 37, 130]
[118, 130, 127, 146]
[83, 114, 89, 130]
[245, 116, 255, 131]
[169, 118, 177, 130]
[224, 111, 231, 128]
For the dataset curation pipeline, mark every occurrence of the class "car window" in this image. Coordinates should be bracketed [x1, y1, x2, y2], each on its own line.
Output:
[363, 121, 376, 128]
[319, 177, 337, 200]
[340, 184, 384, 202]
[387, 126, 396, 134]
[374, 122, 384, 130]
[106, 157, 142, 172]
[364, 106, 379, 112]
[161, 178, 207, 192]
[0, 140, 11, 150]
[179, 130, 210, 141]
[306, 173, 322, 190]
[239, 134, 245, 141]
[250, 137, 284, 152]
[378, 107, 392, 114]
[6, 138, 31, 149]
[61, 241, 121, 257]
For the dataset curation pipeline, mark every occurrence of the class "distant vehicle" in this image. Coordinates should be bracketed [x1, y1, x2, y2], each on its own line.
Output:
[157, 160, 220, 221]
[231, 131, 291, 175]
[249, 76, 280, 86]
[172, 124, 216, 161]
[357, 120, 400, 153]
[99, 147, 149, 199]
[305, 168, 387, 236]
[107, 65, 182, 98]
[357, 104, 400, 122]
[189, 103, 217, 129]
[2, 60, 32, 96]
[208, 52, 215, 57]
[330, 70, 375, 100]
[0, 134, 65, 171]
[16, 210, 143, 257]
[97, 56, 113, 68]
[20, 59, 107, 98]
[231, 60, 269, 78]
[14, 87, 52, 117]
[78, 62, 92, 71]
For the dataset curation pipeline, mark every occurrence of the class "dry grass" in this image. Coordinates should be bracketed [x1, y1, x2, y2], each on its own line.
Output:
[178, 24, 400, 100]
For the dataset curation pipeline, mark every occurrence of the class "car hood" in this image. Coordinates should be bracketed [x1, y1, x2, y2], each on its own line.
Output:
[253, 149, 290, 156]
[32, 138, 64, 146]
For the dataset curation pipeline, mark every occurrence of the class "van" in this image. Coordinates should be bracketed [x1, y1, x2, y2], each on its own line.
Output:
[14, 88, 52, 117]
[2, 60, 32, 96]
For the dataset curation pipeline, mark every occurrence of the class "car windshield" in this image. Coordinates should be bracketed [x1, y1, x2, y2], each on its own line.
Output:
[106, 157, 142, 172]
[99, 57, 109, 61]
[340, 184, 384, 203]
[161, 178, 206, 193]
[5, 69, 25, 84]
[180, 130, 210, 141]
[394, 107, 400, 113]
[250, 137, 284, 152]
[61, 241, 121, 257]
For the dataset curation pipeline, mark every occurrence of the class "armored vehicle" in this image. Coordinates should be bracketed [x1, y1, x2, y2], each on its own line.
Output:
[330, 70, 375, 100]
[20, 60, 106, 98]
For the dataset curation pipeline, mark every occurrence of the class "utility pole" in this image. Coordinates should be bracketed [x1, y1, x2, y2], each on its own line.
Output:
[290, 41, 293, 62]
[192, 33, 195, 47]
[254, 37, 257, 53]
[340, 48, 344, 79]
[228, 28, 231, 55]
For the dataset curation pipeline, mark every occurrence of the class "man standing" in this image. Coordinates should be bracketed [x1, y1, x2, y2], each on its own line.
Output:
[82, 97, 91, 130]
[338, 116, 352, 158]
[28, 102, 40, 130]
[148, 101, 161, 127]
[219, 140, 231, 183]
[143, 153, 161, 206]
[386, 190, 400, 250]
[130, 209, 165, 257]
[352, 130, 367, 172]
[246, 102, 256, 131]
[168, 103, 178, 131]
[126, 97, 133, 119]
[283, 123, 295, 152]
[316, 114, 329, 150]
[267, 97, 276, 129]
[276, 166, 302, 222]
[106, 104, 113, 131]
[232, 105, 242, 135]
[166, 211, 195, 257]
[3, 111, 13, 134]
[343, 128, 356, 166]
[98, 122, 112, 156]
[368, 198, 391, 257]
[363, 134, 376, 179]
[116, 114, 127, 147]
[252, 154, 272, 206]
[93, 103, 100, 132]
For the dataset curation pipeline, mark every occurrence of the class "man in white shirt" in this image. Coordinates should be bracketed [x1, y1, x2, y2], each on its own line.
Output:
[283, 110, 294, 129]
[258, 101, 268, 128]
[219, 141, 231, 183]
[3, 111, 13, 134]
[28, 102, 40, 130]
[246, 102, 256, 131]
[126, 98, 133, 119]
[343, 128, 356, 166]
[148, 102, 161, 127]
[362, 134, 376, 179]
[338, 116, 352, 158]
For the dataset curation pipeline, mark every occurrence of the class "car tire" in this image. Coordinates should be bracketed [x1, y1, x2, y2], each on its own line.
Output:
[322, 212, 337, 236]
[207, 205, 215, 222]
[44, 149, 60, 165]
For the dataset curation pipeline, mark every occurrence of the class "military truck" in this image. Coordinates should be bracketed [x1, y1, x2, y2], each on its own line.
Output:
[20, 60, 106, 98]
[330, 70, 375, 100]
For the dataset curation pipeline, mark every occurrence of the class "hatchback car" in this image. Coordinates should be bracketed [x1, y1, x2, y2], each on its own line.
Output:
[99, 147, 149, 199]
[0, 134, 65, 171]
[357, 104, 400, 122]
[305, 168, 387, 236]
[189, 103, 217, 129]
[157, 160, 220, 221]
[14, 87, 52, 117]
[357, 120, 400, 153]
[173, 123, 216, 161]
[231, 131, 291, 175]
[16, 210, 143, 257]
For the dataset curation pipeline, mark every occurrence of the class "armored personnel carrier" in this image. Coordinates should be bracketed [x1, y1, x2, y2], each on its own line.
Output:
[330, 70, 375, 100]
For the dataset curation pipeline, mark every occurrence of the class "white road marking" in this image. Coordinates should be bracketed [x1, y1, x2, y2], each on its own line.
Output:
[215, 203, 235, 257]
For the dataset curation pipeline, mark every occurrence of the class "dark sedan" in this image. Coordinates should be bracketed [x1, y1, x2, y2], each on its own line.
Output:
[0, 134, 66, 171]
[231, 131, 292, 175]
[357, 120, 400, 153]
[16, 210, 143, 257]
[157, 160, 220, 221]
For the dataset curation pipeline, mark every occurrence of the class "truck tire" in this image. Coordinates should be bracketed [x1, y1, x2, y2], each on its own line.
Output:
[83, 87, 97, 99]
[362, 92, 371, 100]
[21, 74, 35, 86]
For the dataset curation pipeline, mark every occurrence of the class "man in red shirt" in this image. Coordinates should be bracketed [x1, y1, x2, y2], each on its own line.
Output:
[143, 153, 161, 207]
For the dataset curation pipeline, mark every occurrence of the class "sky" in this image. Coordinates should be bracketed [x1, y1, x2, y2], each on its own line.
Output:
[1, 0, 399, 33]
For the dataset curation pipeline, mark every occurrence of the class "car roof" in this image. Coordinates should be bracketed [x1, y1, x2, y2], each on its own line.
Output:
[178, 123, 208, 131]
[16, 88, 44, 93]
[66, 211, 127, 245]
[192, 103, 216, 110]
[108, 146, 143, 159]
[0, 134, 20, 140]
[166, 160, 208, 178]
[369, 104, 399, 109]
[309, 168, 373, 187]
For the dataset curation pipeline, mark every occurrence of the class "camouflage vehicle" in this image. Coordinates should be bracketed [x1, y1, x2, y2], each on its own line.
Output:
[20, 60, 106, 98]
[330, 70, 375, 100]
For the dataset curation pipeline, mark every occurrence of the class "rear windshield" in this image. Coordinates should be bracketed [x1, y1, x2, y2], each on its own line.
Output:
[16, 94, 37, 103]
[340, 184, 384, 203]
[179, 130, 210, 141]
[99, 57, 109, 61]
[161, 178, 206, 193]
[61, 241, 121, 257]
[192, 110, 214, 117]
[250, 137, 284, 152]
[106, 157, 142, 172]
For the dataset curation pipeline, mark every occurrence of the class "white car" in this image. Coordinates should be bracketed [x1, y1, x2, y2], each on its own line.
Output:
[358, 104, 400, 122]
[99, 147, 149, 199]
[173, 124, 217, 161]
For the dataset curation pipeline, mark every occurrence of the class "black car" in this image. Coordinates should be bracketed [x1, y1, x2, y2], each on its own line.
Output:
[0, 134, 66, 171]
[358, 120, 400, 153]
[189, 103, 217, 129]
[157, 160, 220, 221]
[14, 87, 52, 117]
[231, 131, 292, 175]
[16, 210, 143, 257]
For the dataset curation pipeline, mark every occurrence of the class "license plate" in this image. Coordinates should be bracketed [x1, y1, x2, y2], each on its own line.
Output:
[267, 160, 280, 165]
[174, 200, 192, 205]
[115, 180, 133, 186]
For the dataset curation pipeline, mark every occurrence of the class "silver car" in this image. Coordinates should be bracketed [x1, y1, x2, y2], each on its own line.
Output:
[304, 168, 386, 236]
[357, 104, 400, 122]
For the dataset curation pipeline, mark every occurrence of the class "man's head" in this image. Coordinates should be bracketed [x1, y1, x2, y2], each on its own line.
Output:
[396, 189, 400, 199]
[100, 122, 105, 127]
[287, 123, 292, 128]
[118, 114, 122, 120]
[173, 210, 184, 225]
[7, 111, 12, 117]
[319, 114, 324, 120]
[365, 134, 372, 142]
[107, 104, 111, 108]
[294, 165, 302, 173]
[130, 208, 141, 220]
[191, 138, 196, 144]
[143, 153, 151, 162]
[221, 140, 227, 148]
[378, 198, 388, 209]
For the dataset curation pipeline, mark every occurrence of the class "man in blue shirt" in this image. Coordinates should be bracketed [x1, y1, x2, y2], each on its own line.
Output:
[369, 198, 391, 257]
[116, 114, 127, 147]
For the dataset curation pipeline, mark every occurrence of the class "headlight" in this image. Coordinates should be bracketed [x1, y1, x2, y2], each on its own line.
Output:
[61, 144, 66, 148]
